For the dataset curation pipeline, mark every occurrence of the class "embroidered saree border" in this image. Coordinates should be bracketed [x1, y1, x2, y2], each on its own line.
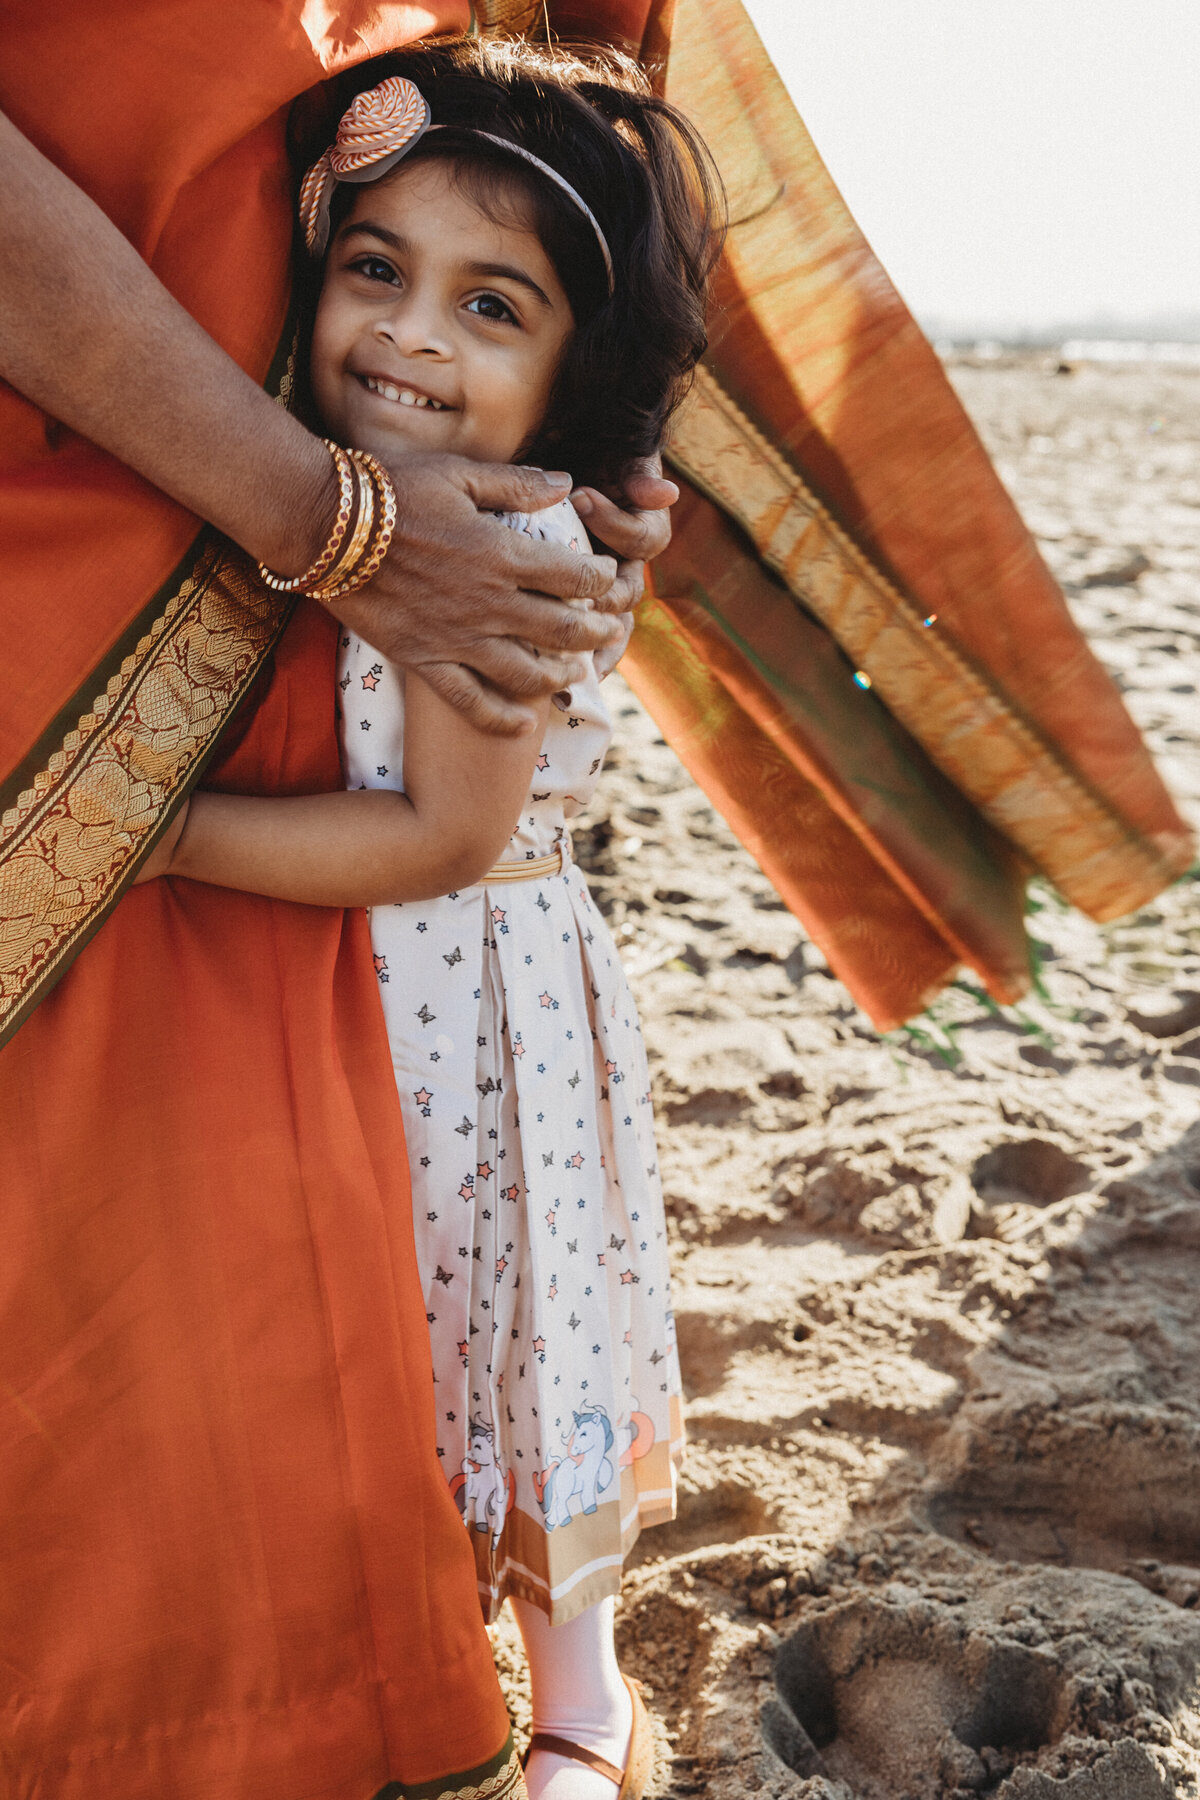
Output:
[375, 1739, 527, 1800]
[0, 543, 294, 1047]
[666, 364, 1192, 923]
[473, 0, 546, 31]
[0, 333, 299, 1048]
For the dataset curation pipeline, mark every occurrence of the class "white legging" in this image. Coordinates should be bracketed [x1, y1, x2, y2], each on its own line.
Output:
[512, 1596, 632, 1792]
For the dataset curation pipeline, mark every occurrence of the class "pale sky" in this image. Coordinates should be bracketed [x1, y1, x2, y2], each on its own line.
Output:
[742, 0, 1200, 337]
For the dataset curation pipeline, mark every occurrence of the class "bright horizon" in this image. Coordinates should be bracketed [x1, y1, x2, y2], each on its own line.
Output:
[742, 0, 1200, 339]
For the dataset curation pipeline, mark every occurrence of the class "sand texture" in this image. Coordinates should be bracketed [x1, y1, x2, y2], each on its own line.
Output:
[491, 356, 1200, 1798]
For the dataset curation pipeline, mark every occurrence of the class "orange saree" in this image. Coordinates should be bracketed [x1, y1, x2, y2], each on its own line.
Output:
[0, 5, 523, 1797]
[0, 0, 1192, 1792]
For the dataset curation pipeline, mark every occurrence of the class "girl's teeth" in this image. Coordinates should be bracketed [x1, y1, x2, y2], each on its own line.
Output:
[366, 376, 443, 409]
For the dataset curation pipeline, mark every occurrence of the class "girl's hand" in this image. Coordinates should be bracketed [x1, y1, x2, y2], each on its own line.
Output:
[132, 799, 190, 884]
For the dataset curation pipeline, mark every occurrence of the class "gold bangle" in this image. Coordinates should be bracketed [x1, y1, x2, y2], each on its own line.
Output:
[311, 450, 397, 599]
[345, 451, 398, 589]
[256, 440, 354, 593]
[310, 459, 375, 602]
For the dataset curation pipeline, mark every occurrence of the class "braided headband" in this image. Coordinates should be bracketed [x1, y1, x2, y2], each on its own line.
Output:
[300, 75, 615, 293]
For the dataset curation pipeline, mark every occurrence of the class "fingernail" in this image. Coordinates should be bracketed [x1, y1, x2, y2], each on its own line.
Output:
[571, 491, 594, 517]
[537, 469, 571, 487]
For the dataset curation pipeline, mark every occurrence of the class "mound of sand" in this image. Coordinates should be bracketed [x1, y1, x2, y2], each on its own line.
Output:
[492, 354, 1200, 1799]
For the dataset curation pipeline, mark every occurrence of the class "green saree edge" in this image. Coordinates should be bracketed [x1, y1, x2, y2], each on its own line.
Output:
[0, 581, 295, 1055]
[373, 1731, 525, 1800]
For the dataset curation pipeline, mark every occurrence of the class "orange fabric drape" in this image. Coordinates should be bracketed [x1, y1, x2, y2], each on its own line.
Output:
[621, 0, 1193, 1025]
[0, 5, 523, 1797]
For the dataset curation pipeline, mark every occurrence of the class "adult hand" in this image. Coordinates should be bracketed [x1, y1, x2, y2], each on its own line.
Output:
[570, 452, 678, 617]
[330, 454, 624, 736]
[593, 612, 635, 682]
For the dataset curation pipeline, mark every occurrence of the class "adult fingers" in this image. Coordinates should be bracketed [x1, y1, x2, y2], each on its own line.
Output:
[458, 459, 573, 515]
[463, 632, 588, 698]
[570, 489, 671, 563]
[502, 591, 623, 655]
[620, 472, 679, 511]
[503, 533, 619, 605]
[619, 452, 678, 513]
[593, 611, 635, 681]
[591, 560, 646, 617]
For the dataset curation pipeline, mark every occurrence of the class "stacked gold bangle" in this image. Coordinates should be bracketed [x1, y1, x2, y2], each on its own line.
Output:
[257, 439, 398, 603]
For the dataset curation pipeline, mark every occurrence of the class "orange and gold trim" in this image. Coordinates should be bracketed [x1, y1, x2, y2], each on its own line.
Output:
[0, 544, 292, 1047]
[666, 364, 1194, 922]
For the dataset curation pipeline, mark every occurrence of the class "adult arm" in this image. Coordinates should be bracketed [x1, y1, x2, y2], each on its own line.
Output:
[138, 679, 551, 905]
[0, 109, 640, 731]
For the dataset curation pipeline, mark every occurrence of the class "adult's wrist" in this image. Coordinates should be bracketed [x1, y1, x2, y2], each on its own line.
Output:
[250, 427, 343, 578]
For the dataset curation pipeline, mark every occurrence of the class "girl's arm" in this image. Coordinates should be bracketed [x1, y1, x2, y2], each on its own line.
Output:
[145, 677, 552, 907]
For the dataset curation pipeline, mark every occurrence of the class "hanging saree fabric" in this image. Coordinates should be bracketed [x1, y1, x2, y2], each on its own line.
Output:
[641, 0, 1193, 1028]
[475, 0, 1193, 1030]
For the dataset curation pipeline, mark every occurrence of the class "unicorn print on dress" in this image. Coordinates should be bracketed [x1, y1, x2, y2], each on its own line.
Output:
[450, 1415, 515, 1541]
[342, 495, 684, 1622]
[534, 1402, 616, 1530]
[617, 1403, 656, 1469]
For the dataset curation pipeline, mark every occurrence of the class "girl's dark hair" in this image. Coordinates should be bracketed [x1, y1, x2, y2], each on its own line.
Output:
[290, 36, 725, 488]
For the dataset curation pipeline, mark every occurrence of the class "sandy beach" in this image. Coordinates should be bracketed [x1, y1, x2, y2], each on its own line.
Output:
[492, 353, 1200, 1798]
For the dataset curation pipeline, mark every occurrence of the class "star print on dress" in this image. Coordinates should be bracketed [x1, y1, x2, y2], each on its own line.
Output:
[361, 665, 382, 690]
[373, 955, 388, 982]
[338, 494, 682, 1627]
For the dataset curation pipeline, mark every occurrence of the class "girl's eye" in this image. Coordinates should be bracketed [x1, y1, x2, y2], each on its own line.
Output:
[351, 255, 400, 286]
[466, 292, 517, 325]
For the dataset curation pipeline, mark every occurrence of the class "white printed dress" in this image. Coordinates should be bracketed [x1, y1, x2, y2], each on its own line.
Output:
[339, 497, 683, 1624]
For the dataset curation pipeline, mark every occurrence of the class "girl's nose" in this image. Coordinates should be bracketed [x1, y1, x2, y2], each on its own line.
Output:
[373, 296, 450, 359]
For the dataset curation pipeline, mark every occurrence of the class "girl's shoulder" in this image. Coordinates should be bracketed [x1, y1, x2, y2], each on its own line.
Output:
[491, 495, 590, 556]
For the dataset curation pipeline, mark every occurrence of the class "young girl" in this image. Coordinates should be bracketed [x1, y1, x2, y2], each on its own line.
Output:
[143, 37, 721, 1799]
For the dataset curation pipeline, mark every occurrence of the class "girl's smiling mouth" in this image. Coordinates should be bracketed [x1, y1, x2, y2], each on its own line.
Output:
[359, 373, 453, 410]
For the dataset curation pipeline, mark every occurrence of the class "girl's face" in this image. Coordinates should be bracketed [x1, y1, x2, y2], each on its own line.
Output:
[310, 159, 574, 466]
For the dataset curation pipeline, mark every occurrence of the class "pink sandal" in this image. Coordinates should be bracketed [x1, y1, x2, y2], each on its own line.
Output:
[524, 1675, 654, 1798]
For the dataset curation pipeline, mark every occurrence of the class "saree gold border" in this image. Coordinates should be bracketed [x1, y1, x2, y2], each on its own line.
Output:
[379, 1742, 527, 1800]
[420, 1747, 525, 1800]
[666, 364, 1193, 922]
[472, 1, 546, 34]
[0, 544, 292, 1046]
